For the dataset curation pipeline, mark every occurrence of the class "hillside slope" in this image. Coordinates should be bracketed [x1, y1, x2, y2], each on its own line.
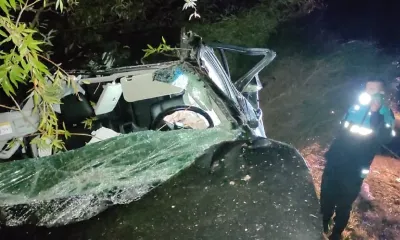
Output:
[259, 38, 400, 239]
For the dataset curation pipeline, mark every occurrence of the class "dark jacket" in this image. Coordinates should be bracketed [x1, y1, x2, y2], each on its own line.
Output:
[324, 110, 393, 179]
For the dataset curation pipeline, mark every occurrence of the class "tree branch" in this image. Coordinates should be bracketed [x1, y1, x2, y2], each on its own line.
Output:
[9, 94, 22, 111]
[37, 54, 69, 76]
[0, 104, 18, 111]
[30, 2, 56, 28]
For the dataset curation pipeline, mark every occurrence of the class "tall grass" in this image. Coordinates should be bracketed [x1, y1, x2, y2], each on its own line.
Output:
[188, 0, 320, 80]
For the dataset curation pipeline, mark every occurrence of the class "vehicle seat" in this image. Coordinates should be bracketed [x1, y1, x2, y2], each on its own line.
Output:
[58, 93, 97, 151]
[60, 93, 95, 126]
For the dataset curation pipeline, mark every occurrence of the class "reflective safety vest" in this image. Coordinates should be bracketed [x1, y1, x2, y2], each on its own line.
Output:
[340, 103, 396, 178]
[341, 103, 396, 137]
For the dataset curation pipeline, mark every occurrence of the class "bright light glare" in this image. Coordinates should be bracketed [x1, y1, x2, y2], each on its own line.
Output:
[350, 125, 373, 135]
[392, 130, 396, 137]
[344, 121, 350, 128]
[358, 92, 372, 105]
[354, 105, 361, 110]
[358, 127, 373, 135]
[361, 169, 370, 175]
[172, 74, 189, 89]
[350, 125, 359, 133]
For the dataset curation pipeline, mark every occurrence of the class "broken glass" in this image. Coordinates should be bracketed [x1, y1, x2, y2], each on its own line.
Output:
[0, 127, 239, 227]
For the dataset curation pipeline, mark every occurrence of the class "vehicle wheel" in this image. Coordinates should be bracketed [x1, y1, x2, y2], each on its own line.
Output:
[150, 105, 214, 131]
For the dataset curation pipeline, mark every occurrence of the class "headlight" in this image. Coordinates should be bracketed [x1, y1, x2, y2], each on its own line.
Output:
[358, 92, 372, 105]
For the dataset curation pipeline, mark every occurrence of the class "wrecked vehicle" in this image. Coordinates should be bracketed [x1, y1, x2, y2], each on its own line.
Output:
[0, 32, 270, 159]
[0, 32, 322, 239]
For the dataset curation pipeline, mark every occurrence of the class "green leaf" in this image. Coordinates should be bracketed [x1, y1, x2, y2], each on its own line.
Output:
[82, 80, 90, 84]
[33, 92, 39, 112]
[20, 57, 29, 73]
[38, 116, 47, 130]
[1, 77, 16, 96]
[59, 0, 64, 12]
[0, 1, 10, 16]
[9, 0, 16, 10]
[5, 138, 16, 150]
[162, 36, 166, 44]
[12, 65, 25, 79]
[56, 0, 64, 12]
[147, 44, 154, 50]
[23, 29, 37, 34]
[26, 35, 44, 52]
[52, 139, 63, 150]
[18, 42, 28, 56]
[0, 30, 7, 38]
[9, 68, 19, 88]
[49, 112, 58, 121]
[9, 65, 25, 88]
[30, 43, 43, 52]
[29, 137, 40, 147]
[0, 68, 6, 78]
[143, 52, 150, 59]
[0, 36, 11, 45]
[30, 57, 50, 76]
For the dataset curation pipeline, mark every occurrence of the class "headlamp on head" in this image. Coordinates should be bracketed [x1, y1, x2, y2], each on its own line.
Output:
[358, 92, 372, 105]
[361, 168, 370, 178]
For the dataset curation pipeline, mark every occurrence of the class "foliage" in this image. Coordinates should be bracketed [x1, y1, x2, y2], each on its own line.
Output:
[82, 117, 97, 130]
[183, 0, 200, 21]
[191, 0, 320, 46]
[64, 0, 200, 34]
[188, 0, 321, 80]
[141, 36, 192, 63]
[142, 37, 174, 60]
[0, 0, 78, 152]
[0, 0, 209, 154]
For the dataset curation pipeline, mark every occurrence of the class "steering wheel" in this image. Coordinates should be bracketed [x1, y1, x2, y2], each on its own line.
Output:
[150, 105, 214, 131]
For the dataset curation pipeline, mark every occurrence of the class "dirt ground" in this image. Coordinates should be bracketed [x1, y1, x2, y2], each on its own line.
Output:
[258, 38, 400, 239]
[299, 108, 400, 240]
[301, 143, 400, 240]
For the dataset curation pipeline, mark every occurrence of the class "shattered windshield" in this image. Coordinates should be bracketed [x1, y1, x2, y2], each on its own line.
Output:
[0, 128, 239, 226]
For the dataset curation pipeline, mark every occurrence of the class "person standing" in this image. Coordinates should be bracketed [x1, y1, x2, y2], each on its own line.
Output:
[320, 82, 395, 240]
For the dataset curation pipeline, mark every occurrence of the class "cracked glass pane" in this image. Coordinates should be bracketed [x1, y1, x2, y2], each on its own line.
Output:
[0, 128, 239, 226]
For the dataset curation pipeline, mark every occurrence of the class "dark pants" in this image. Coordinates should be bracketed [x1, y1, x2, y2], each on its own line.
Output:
[320, 166, 363, 236]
